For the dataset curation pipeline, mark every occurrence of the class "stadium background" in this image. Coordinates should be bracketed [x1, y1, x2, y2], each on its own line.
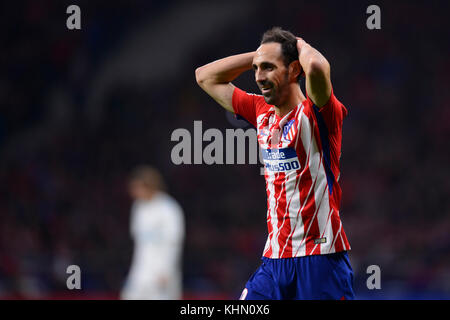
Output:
[1, 0, 449, 299]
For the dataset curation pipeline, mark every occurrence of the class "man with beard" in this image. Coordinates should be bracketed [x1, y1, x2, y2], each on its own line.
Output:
[195, 27, 354, 300]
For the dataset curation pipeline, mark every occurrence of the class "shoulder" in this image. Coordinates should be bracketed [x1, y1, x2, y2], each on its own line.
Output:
[157, 193, 184, 215]
[304, 89, 347, 123]
[233, 87, 270, 110]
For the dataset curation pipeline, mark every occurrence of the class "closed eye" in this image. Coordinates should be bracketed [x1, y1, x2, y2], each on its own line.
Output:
[253, 62, 276, 72]
[261, 62, 275, 71]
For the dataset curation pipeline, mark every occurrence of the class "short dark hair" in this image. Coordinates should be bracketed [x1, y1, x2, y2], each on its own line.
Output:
[129, 165, 166, 192]
[260, 27, 299, 68]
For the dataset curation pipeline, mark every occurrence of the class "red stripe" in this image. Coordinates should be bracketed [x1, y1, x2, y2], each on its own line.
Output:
[329, 194, 350, 252]
[296, 168, 315, 252]
[280, 116, 305, 257]
[268, 116, 279, 148]
[274, 176, 289, 258]
[279, 174, 302, 258]
[341, 229, 350, 250]
[265, 218, 273, 257]
[310, 184, 331, 254]
[305, 193, 322, 256]
[330, 213, 343, 252]
[271, 172, 283, 257]
[314, 102, 350, 253]
[287, 124, 313, 256]
[318, 206, 333, 245]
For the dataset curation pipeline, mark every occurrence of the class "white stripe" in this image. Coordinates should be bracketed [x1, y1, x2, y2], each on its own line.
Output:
[329, 221, 342, 253]
[273, 105, 304, 257]
[310, 208, 333, 254]
[340, 232, 346, 250]
[294, 105, 305, 149]
[263, 171, 275, 256]
[266, 172, 278, 257]
[291, 114, 322, 256]
[279, 170, 301, 257]
[275, 167, 297, 257]
[293, 165, 326, 256]
[285, 110, 314, 257]
[270, 173, 285, 257]
[311, 162, 332, 254]
[292, 106, 332, 257]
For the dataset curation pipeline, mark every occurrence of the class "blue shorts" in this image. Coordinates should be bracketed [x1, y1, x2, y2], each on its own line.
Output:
[240, 251, 355, 300]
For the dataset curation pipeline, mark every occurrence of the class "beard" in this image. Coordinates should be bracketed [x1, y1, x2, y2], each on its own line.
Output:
[262, 87, 277, 105]
[259, 72, 289, 106]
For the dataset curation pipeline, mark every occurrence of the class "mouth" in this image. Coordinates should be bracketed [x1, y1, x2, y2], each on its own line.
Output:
[260, 85, 273, 95]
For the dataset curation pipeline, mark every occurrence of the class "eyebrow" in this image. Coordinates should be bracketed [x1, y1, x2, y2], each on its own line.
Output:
[252, 61, 276, 70]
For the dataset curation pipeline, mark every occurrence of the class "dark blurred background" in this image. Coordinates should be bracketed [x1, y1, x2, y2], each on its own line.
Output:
[1, 0, 449, 299]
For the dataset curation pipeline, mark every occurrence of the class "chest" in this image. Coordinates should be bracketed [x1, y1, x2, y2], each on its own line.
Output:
[257, 106, 315, 148]
[256, 106, 319, 175]
[130, 203, 165, 238]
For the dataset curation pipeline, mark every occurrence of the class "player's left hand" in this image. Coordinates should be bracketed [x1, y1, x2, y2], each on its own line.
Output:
[296, 37, 306, 52]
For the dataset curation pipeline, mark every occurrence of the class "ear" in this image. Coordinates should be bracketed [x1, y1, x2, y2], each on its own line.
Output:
[289, 60, 302, 81]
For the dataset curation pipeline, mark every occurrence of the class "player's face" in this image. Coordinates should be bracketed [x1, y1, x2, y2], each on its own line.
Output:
[253, 43, 291, 106]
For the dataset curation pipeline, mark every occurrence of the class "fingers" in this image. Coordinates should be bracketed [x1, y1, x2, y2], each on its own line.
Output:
[296, 37, 306, 52]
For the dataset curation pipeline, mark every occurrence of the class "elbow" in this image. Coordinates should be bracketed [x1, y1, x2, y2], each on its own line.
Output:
[195, 66, 206, 86]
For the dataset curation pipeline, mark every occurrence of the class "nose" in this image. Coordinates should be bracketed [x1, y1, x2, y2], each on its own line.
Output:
[255, 69, 266, 83]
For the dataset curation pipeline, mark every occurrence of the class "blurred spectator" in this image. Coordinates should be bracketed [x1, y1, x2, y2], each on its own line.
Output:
[121, 165, 184, 300]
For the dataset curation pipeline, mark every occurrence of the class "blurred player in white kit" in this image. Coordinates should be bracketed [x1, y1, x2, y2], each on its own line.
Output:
[121, 165, 185, 300]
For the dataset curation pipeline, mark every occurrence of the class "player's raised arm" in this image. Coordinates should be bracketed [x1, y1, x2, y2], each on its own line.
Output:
[195, 52, 255, 113]
[296, 38, 332, 108]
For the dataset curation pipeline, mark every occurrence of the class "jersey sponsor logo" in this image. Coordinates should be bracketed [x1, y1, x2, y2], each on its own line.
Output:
[262, 147, 300, 172]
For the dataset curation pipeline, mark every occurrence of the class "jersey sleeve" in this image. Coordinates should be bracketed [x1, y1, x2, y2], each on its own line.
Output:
[232, 87, 258, 127]
[316, 88, 348, 133]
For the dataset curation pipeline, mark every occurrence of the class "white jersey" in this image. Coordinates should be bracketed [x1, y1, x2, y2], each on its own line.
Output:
[121, 192, 184, 300]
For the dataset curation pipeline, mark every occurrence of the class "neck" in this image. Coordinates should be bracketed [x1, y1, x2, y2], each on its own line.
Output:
[275, 84, 306, 118]
[141, 190, 159, 201]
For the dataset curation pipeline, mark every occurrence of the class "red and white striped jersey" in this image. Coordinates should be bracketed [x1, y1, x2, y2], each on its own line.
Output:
[232, 87, 351, 258]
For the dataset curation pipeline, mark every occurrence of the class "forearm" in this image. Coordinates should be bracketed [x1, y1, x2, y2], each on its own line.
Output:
[297, 39, 332, 107]
[195, 52, 255, 86]
[298, 41, 330, 77]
